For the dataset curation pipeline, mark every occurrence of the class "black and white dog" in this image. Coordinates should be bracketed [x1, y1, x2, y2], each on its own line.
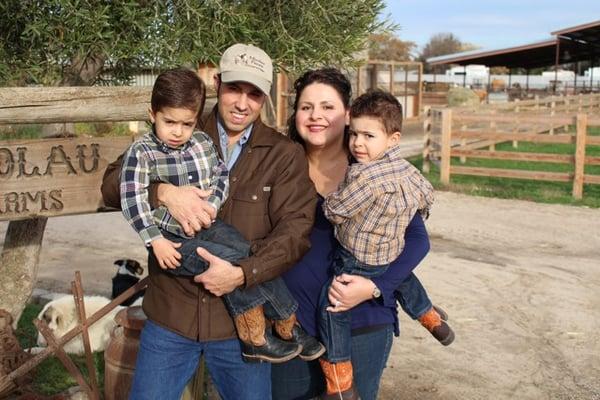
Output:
[112, 259, 145, 306]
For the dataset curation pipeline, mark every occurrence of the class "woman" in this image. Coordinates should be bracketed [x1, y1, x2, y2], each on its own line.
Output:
[270, 68, 430, 400]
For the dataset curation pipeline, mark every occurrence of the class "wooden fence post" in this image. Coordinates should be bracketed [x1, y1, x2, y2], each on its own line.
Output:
[0, 218, 48, 327]
[549, 100, 555, 135]
[276, 72, 289, 132]
[422, 106, 432, 173]
[440, 109, 452, 185]
[489, 110, 496, 152]
[513, 99, 520, 148]
[460, 125, 467, 163]
[572, 113, 587, 199]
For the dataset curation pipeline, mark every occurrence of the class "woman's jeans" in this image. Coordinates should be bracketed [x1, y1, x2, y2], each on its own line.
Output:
[271, 324, 394, 400]
[319, 246, 431, 362]
[160, 219, 297, 319]
[129, 320, 271, 400]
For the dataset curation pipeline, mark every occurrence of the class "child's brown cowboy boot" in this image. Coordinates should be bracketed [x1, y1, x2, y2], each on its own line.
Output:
[233, 305, 301, 363]
[274, 313, 325, 361]
[318, 359, 360, 400]
[418, 305, 455, 346]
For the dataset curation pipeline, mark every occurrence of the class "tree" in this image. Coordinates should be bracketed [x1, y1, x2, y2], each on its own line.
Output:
[418, 32, 479, 72]
[368, 33, 416, 61]
[0, 0, 392, 86]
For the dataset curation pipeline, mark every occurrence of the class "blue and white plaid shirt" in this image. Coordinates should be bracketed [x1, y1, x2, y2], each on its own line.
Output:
[120, 129, 228, 245]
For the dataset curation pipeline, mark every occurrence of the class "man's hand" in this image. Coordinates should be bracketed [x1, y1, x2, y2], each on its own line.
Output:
[157, 185, 217, 236]
[194, 247, 245, 296]
[150, 237, 182, 270]
[326, 273, 375, 312]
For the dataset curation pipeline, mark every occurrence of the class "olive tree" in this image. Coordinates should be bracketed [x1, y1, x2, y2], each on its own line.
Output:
[0, 0, 392, 86]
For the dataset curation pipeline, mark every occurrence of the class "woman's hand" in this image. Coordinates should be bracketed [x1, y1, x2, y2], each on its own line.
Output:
[327, 273, 376, 312]
[194, 247, 245, 296]
[157, 184, 216, 236]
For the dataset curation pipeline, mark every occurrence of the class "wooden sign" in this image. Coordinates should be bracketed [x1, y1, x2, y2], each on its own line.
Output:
[0, 137, 132, 221]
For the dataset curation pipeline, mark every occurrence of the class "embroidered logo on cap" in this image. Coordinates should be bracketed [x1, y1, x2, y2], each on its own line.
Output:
[234, 53, 266, 73]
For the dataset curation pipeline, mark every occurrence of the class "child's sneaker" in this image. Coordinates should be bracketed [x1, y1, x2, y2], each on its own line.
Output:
[418, 306, 455, 346]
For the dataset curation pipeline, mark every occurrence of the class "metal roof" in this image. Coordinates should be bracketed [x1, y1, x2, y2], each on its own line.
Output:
[427, 20, 600, 69]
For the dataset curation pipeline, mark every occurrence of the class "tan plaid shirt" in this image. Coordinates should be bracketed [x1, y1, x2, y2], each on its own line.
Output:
[323, 145, 434, 265]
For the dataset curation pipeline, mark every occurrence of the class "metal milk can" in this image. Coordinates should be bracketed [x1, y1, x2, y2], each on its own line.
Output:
[104, 306, 146, 400]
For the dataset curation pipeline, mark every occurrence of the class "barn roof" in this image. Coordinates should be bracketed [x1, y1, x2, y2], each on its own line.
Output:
[427, 20, 600, 69]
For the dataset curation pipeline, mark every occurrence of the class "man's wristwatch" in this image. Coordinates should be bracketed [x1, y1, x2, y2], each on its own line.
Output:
[372, 285, 381, 299]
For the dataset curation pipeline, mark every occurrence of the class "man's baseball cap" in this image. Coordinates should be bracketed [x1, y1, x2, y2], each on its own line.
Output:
[219, 43, 273, 96]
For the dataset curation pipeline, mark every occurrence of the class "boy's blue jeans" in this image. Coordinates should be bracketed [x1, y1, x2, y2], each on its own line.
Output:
[394, 272, 433, 320]
[319, 246, 431, 362]
[160, 219, 296, 319]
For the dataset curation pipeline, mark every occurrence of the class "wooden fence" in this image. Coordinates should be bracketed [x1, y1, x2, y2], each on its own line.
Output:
[422, 93, 600, 199]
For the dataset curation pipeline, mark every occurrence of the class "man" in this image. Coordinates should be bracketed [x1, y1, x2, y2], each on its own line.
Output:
[101, 43, 316, 400]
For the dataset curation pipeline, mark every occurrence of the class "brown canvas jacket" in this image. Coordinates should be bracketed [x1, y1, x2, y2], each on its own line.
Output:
[101, 106, 316, 340]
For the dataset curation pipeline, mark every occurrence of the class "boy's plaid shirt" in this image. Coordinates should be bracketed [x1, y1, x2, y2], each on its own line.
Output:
[120, 130, 228, 245]
[323, 145, 434, 265]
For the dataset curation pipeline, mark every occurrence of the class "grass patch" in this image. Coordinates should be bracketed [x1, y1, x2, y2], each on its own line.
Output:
[413, 125, 600, 208]
[0, 122, 134, 141]
[0, 124, 44, 140]
[15, 303, 104, 396]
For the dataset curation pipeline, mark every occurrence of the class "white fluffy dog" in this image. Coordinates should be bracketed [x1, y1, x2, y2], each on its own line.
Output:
[34, 295, 124, 355]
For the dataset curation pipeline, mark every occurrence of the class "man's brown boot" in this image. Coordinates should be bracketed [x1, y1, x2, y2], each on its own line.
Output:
[318, 359, 360, 400]
[418, 306, 455, 346]
[274, 314, 325, 361]
[234, 305, 301, 363]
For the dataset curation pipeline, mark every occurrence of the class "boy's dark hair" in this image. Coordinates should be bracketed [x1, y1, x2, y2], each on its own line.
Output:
[151, 68, 206, 117]
[288, 68, 352, 146]
[350, 89, 403, 135]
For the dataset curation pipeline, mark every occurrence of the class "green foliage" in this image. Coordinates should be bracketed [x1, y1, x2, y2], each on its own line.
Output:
[16, 303, 104, 396]
[0, 0, 392, 86]
[413, 126, 600, 208]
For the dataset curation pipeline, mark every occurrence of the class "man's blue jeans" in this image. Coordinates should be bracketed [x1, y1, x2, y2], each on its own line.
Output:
[161, 219, 296, 319]
[271, 325, 393, 400]
[129, 320, 271, 400]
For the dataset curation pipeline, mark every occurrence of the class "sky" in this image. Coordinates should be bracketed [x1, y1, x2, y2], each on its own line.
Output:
[384, 0, 600, 52]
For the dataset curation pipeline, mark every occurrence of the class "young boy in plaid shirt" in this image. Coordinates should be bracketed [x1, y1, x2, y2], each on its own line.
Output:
[318, 90, 454, 398]
[120, 68, 323, 363]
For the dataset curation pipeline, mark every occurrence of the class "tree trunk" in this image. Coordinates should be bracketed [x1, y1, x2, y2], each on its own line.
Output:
[41, 52, 107, 138]
[0, 218, 48, 328]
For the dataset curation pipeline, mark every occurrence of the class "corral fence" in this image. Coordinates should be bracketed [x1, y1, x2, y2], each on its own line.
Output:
[422, 93, 600, 199]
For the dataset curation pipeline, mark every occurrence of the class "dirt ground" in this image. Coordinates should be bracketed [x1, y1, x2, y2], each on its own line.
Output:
[1, 190, 599, 400]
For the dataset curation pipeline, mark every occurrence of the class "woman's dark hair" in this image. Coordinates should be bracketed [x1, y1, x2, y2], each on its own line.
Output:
[151, 68, 206, 124]
[287, 68, 352, 147]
